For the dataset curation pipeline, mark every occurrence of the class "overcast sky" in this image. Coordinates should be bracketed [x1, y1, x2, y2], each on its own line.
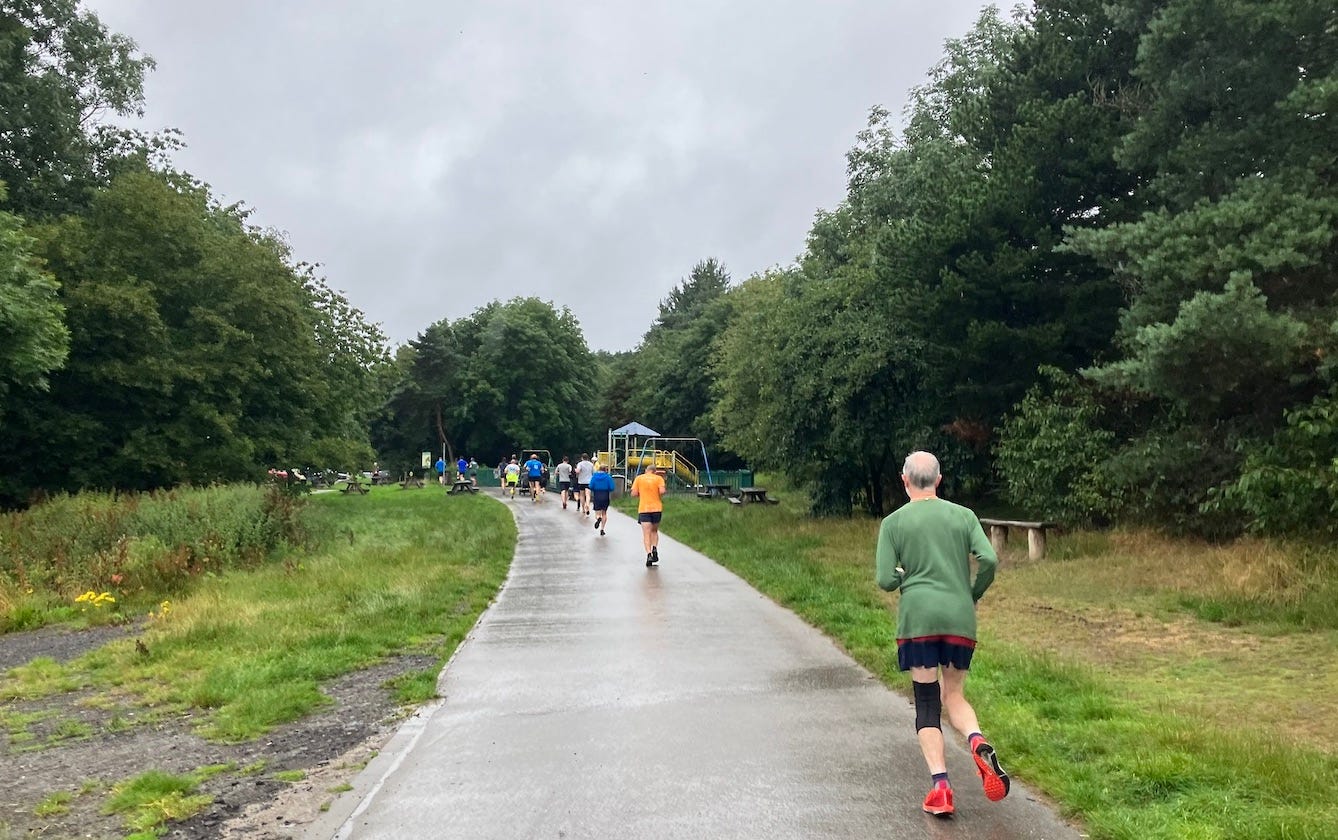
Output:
[86, 1, 995, 352]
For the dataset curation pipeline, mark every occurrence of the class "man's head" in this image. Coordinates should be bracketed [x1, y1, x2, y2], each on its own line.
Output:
[562, 455, 569, 462]
[902, 451, 941, 494]
[531, 453, 539, 460]
[581, 453, 589, 461]
[598, 465, 609, 473]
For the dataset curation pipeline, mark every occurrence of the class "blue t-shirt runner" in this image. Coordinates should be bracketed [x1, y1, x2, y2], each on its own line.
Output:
[589, 469, 617, 536]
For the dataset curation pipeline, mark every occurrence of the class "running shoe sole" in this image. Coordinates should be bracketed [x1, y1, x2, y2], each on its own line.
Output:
[973, 744, 1010, 801]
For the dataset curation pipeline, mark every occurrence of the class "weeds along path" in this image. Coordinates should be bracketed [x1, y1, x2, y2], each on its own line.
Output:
[0, 488, 514, 840]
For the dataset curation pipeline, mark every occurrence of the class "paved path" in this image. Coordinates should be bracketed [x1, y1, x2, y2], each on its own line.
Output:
[306, 493, 1079, 839]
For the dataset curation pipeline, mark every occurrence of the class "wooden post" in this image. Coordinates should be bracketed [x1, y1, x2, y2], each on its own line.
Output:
[1027, 527, 1046, 561]
[989, 524, 1008, 558]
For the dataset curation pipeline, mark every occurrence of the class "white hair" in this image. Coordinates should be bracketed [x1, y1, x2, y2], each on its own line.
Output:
[902, 451, 940, 490]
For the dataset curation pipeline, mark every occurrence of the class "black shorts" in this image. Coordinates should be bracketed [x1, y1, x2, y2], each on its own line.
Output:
[896, 635, 976, 672]
[637, 511, 662, 524]
[592, 491, 611, 511]
[559, 480, 572, 491]
[578, 482, 590, 493]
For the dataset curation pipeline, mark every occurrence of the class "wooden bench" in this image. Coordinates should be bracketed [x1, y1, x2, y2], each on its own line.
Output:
[339, 481, 368, 495]
[400, 475, 425, 489]
[977, 518, 1060, 560]
[727, 496, 743, 506]
[449, 479, 477, 495]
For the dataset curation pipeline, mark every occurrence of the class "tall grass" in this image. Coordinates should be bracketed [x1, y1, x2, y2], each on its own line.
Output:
[637, 491, 1338, 839]
[2, 488, 514, 741]
[0, 485, 304, 631]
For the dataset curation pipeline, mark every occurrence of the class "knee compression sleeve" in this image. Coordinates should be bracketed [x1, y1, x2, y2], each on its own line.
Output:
[913, 680, 942, 732]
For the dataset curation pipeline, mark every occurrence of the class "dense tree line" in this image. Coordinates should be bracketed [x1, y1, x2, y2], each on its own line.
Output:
[706, 0, 1332, 537]
[0, 1, 389, 505]
[5, 0, 1334, 542]
[621, 0, 1336, 539]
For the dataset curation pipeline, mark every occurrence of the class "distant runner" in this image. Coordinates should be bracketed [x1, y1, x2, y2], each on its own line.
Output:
[503, 458, 521, 498]
[555, 456, 574, 509]
[575, 453, 595, 515]
[523, 453, 545, 502]
[629, 463, 666, 567]
[589, 465, 617, 536]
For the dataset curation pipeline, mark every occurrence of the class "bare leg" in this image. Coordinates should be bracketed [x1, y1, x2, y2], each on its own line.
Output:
[640, 522, 654, 554]
[940, 665, 981, 738]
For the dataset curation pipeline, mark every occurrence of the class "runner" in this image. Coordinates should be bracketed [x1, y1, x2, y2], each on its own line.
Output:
[575, 453, 595, 515]
[523, 453, 545, 503]
[629, 463, 666, 567]
[875, 450, 1007, 817]
[589, 465, 617, 536]
[555, 455, 574, 509]
[503, 457, 521, 498]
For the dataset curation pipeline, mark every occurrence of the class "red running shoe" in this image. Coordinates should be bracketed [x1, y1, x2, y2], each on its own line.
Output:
[972, 742, 1010, 801]
[922, 784, 954, 816]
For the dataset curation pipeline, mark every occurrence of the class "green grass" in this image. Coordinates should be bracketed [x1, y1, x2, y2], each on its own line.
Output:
[273, 770, 306, 783]
[103, 767, 224, 837]
[33, 791, 73, 817]
[634, 491, 1338, 839]
[2, 487, 514, 742]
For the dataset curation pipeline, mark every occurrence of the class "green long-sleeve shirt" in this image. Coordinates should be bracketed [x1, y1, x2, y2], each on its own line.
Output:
[875, 497, 998, 641]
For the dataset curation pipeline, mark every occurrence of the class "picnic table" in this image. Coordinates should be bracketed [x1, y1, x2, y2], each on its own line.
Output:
[977, 518, 1060, 560]
[696, 483, 734, 500]
[339, 481, 368, 495]
[449, 478, 477, 495]
[736, 487, 779, 505]
[400, 474, 424, 489]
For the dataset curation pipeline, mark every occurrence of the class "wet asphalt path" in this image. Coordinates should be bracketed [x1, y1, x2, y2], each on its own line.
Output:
[306, 490, 1079, 839]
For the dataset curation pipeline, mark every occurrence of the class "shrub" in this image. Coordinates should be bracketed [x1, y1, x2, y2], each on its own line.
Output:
[0, 485, 308, 630]
[1211, 387, 1338, 538]
[995, 368, 1115, 524]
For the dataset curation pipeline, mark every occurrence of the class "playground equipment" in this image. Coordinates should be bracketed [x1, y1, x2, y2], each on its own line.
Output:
[516, 448, 553, 492]
[599, 422, 715, 492]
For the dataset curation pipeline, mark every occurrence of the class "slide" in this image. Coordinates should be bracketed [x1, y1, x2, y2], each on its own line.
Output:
[615, 451, 699, 486]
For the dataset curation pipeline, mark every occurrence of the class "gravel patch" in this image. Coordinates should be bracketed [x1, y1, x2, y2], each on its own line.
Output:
[1, 624, 432, 839]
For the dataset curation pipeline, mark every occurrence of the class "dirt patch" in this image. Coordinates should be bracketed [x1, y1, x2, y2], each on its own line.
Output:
[1, 623, 431, 839]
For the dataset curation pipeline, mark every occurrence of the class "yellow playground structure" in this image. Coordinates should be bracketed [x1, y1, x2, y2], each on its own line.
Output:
[599, 421, 715, 490]
[597, 448, 699, 486]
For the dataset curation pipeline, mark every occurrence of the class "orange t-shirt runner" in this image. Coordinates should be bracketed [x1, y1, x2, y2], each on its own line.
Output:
[631, 471, 666, 513]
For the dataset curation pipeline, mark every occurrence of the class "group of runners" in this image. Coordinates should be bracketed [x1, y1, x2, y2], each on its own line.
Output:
[497, 453, 666, 565]
[494, 445, 1008, 816]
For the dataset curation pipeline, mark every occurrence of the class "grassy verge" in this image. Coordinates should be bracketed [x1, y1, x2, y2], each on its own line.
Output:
[2, 487, 514, 741]
[0, 484, 305, 632]
[627, 491, 1338, 839]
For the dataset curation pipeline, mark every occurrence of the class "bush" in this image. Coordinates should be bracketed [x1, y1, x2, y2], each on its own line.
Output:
[1212, 388, 1338, 538]
[995, 369, 1115, 524]
[0, 485, 308, 630]
[1095, 423, 1246, 539]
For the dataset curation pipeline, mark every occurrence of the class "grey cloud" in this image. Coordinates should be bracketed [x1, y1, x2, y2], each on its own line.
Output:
[88, 0, 994, 350]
